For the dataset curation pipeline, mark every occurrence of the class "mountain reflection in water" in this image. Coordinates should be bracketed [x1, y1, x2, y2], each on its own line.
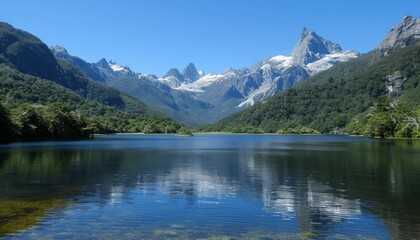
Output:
[0, 135, 419, 239]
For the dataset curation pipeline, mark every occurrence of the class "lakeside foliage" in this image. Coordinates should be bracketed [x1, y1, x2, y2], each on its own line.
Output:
[0, 101, 186, 142]
[0, 102, 91, 141]
[345, 97, 420, 138]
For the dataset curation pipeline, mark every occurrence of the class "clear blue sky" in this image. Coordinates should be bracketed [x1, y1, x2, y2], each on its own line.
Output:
[1, 0, 418, 76]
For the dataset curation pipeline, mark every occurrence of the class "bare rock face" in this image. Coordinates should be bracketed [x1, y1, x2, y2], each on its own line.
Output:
[377, 16, 420, 50]
[182, 63, 200, 83]
[50, 45, 72, 60]
[386, 74, 406, 96]
[291, 28, 342, 66]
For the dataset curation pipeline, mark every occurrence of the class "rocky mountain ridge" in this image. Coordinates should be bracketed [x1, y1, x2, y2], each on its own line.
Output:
[51, 28, 358, 125]
[50, 16, 419, 126]
[172, 28, 358, 108]
[377, 15, 420, 50]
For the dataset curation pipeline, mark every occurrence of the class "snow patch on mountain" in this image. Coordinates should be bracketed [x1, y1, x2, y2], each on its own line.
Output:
[159, 76, 183, 88]
[306, 50, 359, 75]
[237, 84, 272, 107]
[177, 73, 225, 93]
[108, 60, 132, 74]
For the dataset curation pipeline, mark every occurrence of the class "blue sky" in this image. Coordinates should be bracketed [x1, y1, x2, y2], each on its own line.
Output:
[1, 0, 419, 76]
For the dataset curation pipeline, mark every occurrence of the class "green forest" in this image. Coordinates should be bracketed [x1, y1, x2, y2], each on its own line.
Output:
[0, 100, 185, 142]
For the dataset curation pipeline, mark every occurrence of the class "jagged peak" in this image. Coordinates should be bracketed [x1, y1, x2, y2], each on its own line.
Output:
[163, 68, 184, 81]
[224, 67, 235, 73]
[182, 63, 200, 83]
[299, 27, 310, 41]
[377, 15, 420, 50]
[96, 58, 109, 68]
[106, 59, 132, 74]
[291, 28, 342, 66]
[184, 62, 196, 70]
[50, 45, 72, 60]
[50, 45, 69, 54]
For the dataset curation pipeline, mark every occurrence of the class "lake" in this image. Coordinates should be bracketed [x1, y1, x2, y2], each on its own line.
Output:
[0, 134, 420, 239]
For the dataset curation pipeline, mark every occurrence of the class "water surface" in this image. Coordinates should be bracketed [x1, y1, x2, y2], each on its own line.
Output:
[1, 134, 420, 239]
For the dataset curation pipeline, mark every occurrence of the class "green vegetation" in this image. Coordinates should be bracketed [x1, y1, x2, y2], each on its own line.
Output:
[203, 44, 420, 138]
[0, 22, 189, 142]
[0, 100, 186, 141]
[0, 102, 14, 140]
[277, 126, 320, 135]
[90, 116, 182, 134]
[1, 102, 91, 141]
[0, 199, 65, 237]
[176, 127, 193, 136]
[345, 97, 420, 138]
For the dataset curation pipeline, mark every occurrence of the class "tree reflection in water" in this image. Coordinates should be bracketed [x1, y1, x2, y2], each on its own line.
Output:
[0, 136, 419, 239]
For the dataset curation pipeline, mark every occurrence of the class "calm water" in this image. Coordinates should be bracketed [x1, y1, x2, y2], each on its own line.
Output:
[1, 134, 420, 239]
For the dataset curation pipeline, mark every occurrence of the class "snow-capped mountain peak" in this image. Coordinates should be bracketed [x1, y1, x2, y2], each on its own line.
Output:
[96, 58, 112, 70]
[182, 63, 200, 83]
[158, 63, 205, 88]
[291, 28, 342, 66]
[92, 58, 133, 78]
[108, 60, 132, 75]
[166, 28, 358, 110]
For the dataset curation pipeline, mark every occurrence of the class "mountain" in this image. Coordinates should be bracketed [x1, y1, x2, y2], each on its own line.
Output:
[0, 24, 128, 112]
[51, 25, 357, 126]
[0, 21, 187, 140]
[157, 63, 203, 88]
[52, 27, 356, 126]
[203, 16, 420, 137]
[377, 16, 420, 50]
[160, 68, 185, 88]
[173, 28, 358, 110]
[182, 63, 203, 83]
[0, 22, 61, 81]
[0, 22, 154, 115]
[291, 28, 342, 66]
[105, 73, 214, 126]
[50, 48, 214, 126]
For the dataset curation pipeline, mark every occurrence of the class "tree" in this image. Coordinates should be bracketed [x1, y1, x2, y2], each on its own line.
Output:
[0, 103, 15, 141]
[177, 127, 193, 136]
[365, 112, 396, 138]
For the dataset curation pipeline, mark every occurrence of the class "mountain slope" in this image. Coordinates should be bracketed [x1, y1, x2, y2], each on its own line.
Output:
[131, 28, 356, 125]
[50, 49, 215, 126]
[203, 16, 420, 134]
[51, 26, 357, 126]
[0, 21, 156, 117]
[106, 73, 214, 126]
[0, 21, 189, 140]
[174, 28, 358, 110]
[0, 22, 60, 81]
[377, 16, 420, 50]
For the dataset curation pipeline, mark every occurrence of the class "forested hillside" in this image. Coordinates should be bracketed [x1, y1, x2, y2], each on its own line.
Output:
[202, 44, 420, 138]
[0, 22, 185, 142]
